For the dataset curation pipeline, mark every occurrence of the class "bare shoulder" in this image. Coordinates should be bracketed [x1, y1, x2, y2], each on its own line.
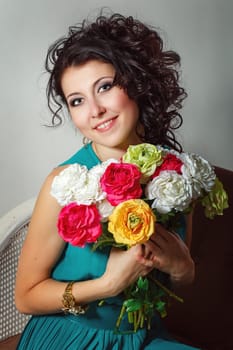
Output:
[46, 164, 70, 182]
[37, 165, 70, 201]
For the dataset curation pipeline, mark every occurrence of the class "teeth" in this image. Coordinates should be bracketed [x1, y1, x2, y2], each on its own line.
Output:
[97, 119, 112, 129]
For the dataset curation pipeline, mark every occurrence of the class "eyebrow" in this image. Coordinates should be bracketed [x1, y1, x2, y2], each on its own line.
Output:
[66, 75, 114, 99]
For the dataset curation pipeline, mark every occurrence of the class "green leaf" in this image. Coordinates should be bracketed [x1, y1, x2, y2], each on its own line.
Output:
[137, 277, 149, 291]
[123, 299, 143, 312]
[155, 300, 167, 318]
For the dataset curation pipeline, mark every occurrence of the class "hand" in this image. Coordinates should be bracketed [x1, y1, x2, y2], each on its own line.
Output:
[136, 224, 195, 284]
[102, 245, 153, 296]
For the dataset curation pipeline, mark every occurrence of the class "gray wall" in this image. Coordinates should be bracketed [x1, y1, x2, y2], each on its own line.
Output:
[1, 0, 233, 216]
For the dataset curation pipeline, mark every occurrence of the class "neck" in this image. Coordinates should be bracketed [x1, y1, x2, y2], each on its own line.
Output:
[92, 143, 123, 162]
[92, 140, 141, 162]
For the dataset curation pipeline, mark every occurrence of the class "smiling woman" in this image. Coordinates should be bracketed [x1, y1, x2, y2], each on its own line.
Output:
[61, 61, 140, 161]
[15, 13, 199, 350]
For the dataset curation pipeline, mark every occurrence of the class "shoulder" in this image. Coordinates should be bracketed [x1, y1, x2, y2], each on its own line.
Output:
[31, 166, 70, 221]
[34, 143, 100, 213]
[48, 164, 69, 178]
[43, 165, 69, 191]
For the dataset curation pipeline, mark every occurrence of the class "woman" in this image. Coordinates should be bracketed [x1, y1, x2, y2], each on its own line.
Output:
[15, 13, 197, 349]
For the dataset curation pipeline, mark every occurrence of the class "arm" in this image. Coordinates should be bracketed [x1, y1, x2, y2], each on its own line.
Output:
[15, 167, 151, 315]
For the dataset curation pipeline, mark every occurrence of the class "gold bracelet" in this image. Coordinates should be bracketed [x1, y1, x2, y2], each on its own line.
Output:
[61, 281, 88, 315]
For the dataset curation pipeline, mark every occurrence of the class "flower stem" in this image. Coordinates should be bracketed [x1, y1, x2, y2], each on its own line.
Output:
[148, 276, 184, 303]
[116, 305, 126, 329]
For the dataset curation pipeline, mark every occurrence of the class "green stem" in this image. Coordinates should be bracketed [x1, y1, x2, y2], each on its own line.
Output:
[116, 305, 126, 329]
[136, 308, 142, 330]
[128, 311, 134, 324]
[140, 312, 145, 329]
[148, 276, 184, 303]
[133, 311, 137, 332]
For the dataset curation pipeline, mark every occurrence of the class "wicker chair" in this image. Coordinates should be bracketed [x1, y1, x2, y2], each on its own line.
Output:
[0, 198, 35, 349]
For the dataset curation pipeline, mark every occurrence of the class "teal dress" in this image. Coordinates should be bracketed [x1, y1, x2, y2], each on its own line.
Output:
[17, 143, 199, 350]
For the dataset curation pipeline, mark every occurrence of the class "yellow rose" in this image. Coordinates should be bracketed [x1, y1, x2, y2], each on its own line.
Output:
[108, 199, 156, 246]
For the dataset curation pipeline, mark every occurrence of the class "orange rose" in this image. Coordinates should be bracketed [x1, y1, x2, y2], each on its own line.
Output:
[108, 199, 155, 246]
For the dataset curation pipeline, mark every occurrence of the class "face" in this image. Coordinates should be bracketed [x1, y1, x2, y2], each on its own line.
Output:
[61, 60, 140, 159]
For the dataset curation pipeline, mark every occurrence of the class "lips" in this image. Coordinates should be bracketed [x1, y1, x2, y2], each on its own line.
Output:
[94, 117, 117, 131]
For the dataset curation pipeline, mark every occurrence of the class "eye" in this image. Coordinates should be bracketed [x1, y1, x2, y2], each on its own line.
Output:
[68, 97, 83, 107]
[98, 82, 112, 93]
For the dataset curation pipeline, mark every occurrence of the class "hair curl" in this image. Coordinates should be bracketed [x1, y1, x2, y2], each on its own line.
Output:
[45, 13, 187, 151]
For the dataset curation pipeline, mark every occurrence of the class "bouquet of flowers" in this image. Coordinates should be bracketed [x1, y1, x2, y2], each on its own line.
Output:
[51, 143, 228, 332]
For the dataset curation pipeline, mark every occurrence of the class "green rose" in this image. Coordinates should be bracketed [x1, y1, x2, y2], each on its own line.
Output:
[201, 177, 229, 219]
[123, 143, 163, 182]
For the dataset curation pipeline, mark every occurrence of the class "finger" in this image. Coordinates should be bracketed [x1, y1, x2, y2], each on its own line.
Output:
[151, 255, 162, 269]
[171, 231, 183, 241]
[141, 244, 153, 259]
[144, 240, 163, 254]
[133, 244, 152, 262]
[149, 227, 170, 243]
[148, 234, 166, 249]
[137, 255, 154, 268]
[154, 224, 181, 244]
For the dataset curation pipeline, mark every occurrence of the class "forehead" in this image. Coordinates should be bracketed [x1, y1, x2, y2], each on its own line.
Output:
[61, 60, 115, 92]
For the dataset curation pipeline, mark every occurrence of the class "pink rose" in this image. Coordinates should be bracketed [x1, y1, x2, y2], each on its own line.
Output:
[57, 202, 102, 247]
[152, 153, 183, 178]
[100, 162, 142, 206]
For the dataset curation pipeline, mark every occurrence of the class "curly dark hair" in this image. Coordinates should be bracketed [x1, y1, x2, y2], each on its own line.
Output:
[45, 13, 187, 151]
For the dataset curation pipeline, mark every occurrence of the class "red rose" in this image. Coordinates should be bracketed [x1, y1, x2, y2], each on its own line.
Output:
[152, 153, 183, 178]
[100, 162, 142, 206]
[57, 202, 102, 247]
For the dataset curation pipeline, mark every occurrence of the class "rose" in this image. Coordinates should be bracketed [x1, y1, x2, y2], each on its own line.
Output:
[122, 143, 163, 182]
[108, 199, 155, 246]
[152, 153, 183, 177]
[87, 161, 119, 204]
[96, 199, 115, 222]
[57, 202, 102, 247]
[201, 177, 229, 219]
[100, 162, 142, 206]
[89, 158, 119, 182]
[77, 171, 105, 204]
[51, 164, 89, 206]
[145, 171, 193, 214]
[181, 153, 216, 198]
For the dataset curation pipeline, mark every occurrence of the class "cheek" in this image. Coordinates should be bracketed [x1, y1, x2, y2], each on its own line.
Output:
[69, 109, 78, 124]
[115, 91, 131, 107]
[70, 112, 84, 130]
[114, 91, 138, 114]
[69, 107, 87, 129]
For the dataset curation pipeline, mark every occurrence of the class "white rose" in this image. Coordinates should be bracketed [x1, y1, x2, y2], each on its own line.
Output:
[50, 164, 89, 206]
[85, 171, 106, 203]
[97, 199, 114, 222]
[181, 153, 216, 197]
[145, 171, 192, 214]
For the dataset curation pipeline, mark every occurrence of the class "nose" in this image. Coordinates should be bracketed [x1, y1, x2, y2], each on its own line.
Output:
[90, 98, 106, 118]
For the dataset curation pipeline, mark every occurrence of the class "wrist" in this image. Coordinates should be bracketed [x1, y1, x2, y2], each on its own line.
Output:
[61, 281, 88, 315]
[67, 277, 117, 307]
[100, 274, 121, 297]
